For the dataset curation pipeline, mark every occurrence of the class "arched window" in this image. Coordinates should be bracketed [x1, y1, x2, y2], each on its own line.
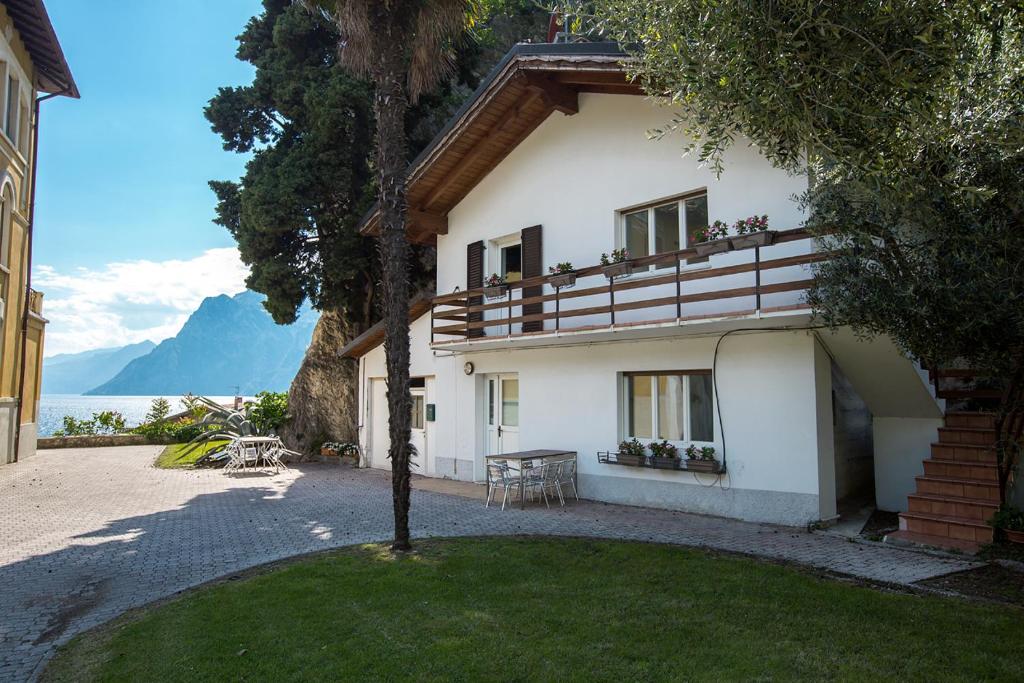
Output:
[0, 183, 12, 269]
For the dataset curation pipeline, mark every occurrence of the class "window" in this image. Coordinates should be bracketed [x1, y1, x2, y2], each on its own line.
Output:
[4, 76, 18, 142]
[500, 242, 522, 283]
[411, 394, 425, 430]
[623, 371, 714, 442]
[620, 193, 709, 267]
[18, 99, 29, 155]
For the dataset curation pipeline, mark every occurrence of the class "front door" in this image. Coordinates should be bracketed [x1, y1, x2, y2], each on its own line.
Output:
[410, 388, 427, 473]
[486, 374, 519, 455]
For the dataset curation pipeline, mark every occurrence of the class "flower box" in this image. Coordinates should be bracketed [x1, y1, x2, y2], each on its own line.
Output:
[651, 456, 680, 470]
[602, 261, 633, 279]
[1007, 529, 1024, 544]
[549, 272, 577, 289]
[686, 459, 722, 473]
[483, 285, 507, 300]
[694, 238, 733, 257]
[615, 452, 646, 467]
[320, 447, 339, 457]
[730, 230, 777, 250]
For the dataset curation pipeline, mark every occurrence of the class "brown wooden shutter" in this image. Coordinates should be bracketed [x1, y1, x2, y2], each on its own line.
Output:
[521, 225, 543, 332]
[466, 240, 485, 338]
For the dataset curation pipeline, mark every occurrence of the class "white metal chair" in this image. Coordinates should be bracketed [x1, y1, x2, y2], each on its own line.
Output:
[524, 461, 564, 508]
[486, 462, 515, 510]
[556, 458, 578, 501]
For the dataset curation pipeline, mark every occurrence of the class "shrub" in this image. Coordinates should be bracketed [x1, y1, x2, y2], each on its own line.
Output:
[247, 391, 289, 435]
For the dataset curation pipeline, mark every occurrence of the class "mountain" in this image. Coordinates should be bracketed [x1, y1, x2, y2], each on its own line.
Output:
[42, 341, 157, 394]
[85, 290, 318, 396]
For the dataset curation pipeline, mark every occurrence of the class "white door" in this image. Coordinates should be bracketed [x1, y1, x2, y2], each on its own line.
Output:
[410, 388, 427, 473]
[486, 374, 520, 455]
[369, 379, 391, 470]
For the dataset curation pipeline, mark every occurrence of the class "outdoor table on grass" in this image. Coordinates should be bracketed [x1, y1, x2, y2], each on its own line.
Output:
[227, 436, 289, 474]
[484, 449, 576, 509]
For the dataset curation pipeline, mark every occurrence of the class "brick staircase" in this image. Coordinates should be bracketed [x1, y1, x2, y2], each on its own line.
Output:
[886, 411, 999, 553]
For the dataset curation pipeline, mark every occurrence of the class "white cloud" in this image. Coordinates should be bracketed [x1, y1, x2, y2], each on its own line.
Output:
[35, 248, 250, 356]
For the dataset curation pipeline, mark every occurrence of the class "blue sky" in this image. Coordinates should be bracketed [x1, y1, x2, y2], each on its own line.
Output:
[33, 0, 264, 355]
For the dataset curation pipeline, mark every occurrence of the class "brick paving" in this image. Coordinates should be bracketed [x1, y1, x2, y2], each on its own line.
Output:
[1, 446, 979, 681]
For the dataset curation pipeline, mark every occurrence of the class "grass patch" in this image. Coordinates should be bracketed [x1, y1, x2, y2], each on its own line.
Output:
[154, 441, 228, 469]
[43, 538, 1024, 681]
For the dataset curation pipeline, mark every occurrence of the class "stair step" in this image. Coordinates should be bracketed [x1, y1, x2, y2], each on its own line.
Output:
[885, 529, 981, 554]
[931, 442, 997, 464]
[907, 493, 999, 521]
[944, 412, 996, 429]
[922, 459, 999, 482]
[915, 475, 1001, 501]
[899, 511, 994, 543]
[936, 427, 996, 446]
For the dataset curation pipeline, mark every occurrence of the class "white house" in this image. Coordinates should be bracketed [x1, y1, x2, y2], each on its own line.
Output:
[343, 43, 1008, 549]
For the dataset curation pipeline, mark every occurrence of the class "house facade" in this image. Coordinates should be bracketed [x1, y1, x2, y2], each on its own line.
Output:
[344, 44, 1012, 540]
[0, 0, 77, 463]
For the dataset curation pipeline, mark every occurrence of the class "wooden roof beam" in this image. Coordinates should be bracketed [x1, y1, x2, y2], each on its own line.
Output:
[420, 89, 542, 211]
[519, 72, 579, 115]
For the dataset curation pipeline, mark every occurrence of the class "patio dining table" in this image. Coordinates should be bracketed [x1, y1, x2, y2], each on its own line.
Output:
[226, 435, 290, 474]
[484, 449, 576, 509]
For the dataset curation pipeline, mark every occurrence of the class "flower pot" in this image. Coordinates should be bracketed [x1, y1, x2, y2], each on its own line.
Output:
[651, 456, 680, 470]
[602, 261, 633, 279]
[615, 452, 645, 467]
[686, 459, 721, 473]
[1006, 529, 1024, 544]
[730, 230, 777, 250]
[320, 447, 339, 457]
[483, 285, 507, 300]
[694, 238, 734, 257]
[549, 272, 577, 289]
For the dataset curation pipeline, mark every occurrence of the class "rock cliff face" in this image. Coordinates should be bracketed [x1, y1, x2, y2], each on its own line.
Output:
[278, 310, 360, 457]
[86, 291, 317, 395]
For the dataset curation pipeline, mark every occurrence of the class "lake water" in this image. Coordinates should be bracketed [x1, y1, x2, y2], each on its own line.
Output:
[39, 395, 247, 437]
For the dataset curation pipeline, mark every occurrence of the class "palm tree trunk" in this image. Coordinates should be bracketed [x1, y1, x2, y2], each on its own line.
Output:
[375, 60, 413, 552]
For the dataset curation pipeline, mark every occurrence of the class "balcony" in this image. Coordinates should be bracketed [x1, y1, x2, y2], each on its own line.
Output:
[28, 288, 43, 316]
[430, 228, 824, 350]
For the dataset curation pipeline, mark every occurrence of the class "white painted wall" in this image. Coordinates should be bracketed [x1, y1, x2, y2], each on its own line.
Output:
[434, 94, 813, 339]
[873, 417, 942, 512]
[361, 321, 836, 524]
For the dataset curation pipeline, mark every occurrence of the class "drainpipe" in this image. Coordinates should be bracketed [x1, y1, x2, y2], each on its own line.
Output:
[12, 89, 65, 462]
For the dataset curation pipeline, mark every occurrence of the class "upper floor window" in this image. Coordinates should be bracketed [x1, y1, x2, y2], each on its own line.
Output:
[623, 371, 714, 443]
[4, 75, 18, 143]
[619, 192, 710, 268]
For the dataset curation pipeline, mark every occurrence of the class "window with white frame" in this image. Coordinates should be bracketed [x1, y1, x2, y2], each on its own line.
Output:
[4, 75, 18, 142]
[619, 192, 710, 268]
[623, 371, 714, 443]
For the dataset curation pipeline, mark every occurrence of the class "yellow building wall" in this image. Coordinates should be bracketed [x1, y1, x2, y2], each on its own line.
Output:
[0, 4, 45, 463]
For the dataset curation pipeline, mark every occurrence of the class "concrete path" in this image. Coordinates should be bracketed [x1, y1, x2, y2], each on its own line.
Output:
[1, 446, 979, 681]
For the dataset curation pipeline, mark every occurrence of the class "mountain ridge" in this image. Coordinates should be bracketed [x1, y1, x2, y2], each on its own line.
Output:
[42, 341, 157, 394]
[85, 290, 317, 395]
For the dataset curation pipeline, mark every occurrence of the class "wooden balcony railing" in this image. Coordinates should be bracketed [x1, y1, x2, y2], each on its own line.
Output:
[431, 228, 824, 344]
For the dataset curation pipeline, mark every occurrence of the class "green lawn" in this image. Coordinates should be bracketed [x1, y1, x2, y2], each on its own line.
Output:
[154, 441, 228, 469]
[43, 538, 1024, 682]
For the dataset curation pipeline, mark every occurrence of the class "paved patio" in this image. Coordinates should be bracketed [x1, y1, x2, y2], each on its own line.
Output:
[1, 446, 979, 681]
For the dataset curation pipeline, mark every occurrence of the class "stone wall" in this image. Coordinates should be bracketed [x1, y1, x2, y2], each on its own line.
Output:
[38, 434, 153, 450]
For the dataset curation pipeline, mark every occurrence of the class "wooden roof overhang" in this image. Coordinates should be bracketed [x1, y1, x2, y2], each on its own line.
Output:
[339, 294, 434, 359]
[357, 43, 638, 245]
[1, 0, 78, 98]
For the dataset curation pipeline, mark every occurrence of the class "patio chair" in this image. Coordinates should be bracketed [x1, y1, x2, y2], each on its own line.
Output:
[556, 458, 578, 502]
[525, 461, 564, 508]
[486, 462, 515, 510]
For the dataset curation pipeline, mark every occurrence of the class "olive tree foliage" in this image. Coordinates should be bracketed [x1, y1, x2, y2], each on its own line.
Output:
[586, 0, 1024, 502]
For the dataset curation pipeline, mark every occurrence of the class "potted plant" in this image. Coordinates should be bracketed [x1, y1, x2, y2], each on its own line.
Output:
[685, 444, 721, 473]
[600, 248, 632, 278]
[989, 505, 1024, 544]
[729, 214, 776, 250]
[483, 273, 507, 299]
[615, 437, 647, 466]
[649, 440, 680, 469]
[548, 261, 577, 289]
[320, 441, 340, 458]
[692, 221, 733, 256]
